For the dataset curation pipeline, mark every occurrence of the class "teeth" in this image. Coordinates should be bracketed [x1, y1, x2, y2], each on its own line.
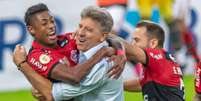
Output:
[49, 34, 56, 40]
[79, 38, 85, 42]
[49, 32, 55, 35]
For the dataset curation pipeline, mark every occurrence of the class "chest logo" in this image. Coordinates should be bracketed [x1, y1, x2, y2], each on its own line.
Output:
[39, 54, 51, 64]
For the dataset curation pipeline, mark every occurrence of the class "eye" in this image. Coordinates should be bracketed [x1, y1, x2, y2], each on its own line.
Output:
[133, 38, 139, 43]
[85, 27, 93, 32]
[41, 21, 47, 26]
[50, 19, 55, 24]
[78, 24, 82, 29]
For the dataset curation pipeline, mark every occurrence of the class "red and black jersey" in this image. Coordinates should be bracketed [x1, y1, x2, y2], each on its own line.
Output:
[195, 62, 201, 93]
[27, 33, 78, 80]
[139, 48, 184, 101]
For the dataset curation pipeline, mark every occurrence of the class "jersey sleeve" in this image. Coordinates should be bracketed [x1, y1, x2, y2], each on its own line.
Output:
[27, 50, 61, 78]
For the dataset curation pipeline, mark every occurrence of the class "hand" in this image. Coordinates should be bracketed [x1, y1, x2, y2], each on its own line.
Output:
[104, 47, 116, 57]
[107, 54, 127, 79]
[71, 30, 78, 39]
[12, 44, 27, 68]
[31, 88, 46, 101]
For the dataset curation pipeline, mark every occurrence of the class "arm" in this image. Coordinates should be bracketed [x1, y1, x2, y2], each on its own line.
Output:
[13, 45, 53, 101]
[124, 79, 141, 92]
[50, 47, 116, 84]
[107, 34, 147, 64]
[106, 36, 127, 78]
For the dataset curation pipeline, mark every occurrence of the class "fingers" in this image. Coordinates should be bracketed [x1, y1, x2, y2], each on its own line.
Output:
[113, 66, 123, 79]
[107, 55, 126, 79]
[31, 88, 46, 101]
[13, 44, 21, 53]
[13, 44, 25, 54]
[108, 64, 124, 79]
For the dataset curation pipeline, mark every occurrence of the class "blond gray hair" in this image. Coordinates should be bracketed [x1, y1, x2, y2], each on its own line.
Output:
[81, 6, 113, 33]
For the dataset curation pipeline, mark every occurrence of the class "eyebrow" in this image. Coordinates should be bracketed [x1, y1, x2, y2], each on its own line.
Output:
[40, 16, 54, 21]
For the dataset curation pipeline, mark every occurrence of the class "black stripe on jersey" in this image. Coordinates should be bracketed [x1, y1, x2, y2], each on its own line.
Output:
[142, 81, 185, 101]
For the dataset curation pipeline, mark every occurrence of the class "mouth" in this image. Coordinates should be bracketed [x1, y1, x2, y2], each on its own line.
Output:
[48, 31, 57, 40]
[77, 38, 86, 44]
[76, 37, 87, 47]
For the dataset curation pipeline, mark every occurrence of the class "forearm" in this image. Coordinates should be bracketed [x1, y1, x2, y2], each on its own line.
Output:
[70, 50, 106, 82]
[51, 49, 107, 84]
[19, 62, 53, 101]
[107, 34, 146, 63]
[124, 79, 141, 92]
[106, 37, 124, 51]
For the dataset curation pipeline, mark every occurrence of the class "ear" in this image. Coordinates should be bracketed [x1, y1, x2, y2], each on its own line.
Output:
[149, 38, 158, 48]
[27, 25, 35, 36]
[100, 32, 108, 42]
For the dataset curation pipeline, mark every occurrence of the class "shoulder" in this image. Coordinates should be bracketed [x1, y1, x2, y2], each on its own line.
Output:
[60, 32, 74, 39]
[28, 48, 45, 58]
[144, 48, 164, 59]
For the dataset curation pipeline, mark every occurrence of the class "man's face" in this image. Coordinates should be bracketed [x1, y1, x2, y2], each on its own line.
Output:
[28, 11, 57, 47]
[76, 17, 106, 52]
[131, 27, 149, 49]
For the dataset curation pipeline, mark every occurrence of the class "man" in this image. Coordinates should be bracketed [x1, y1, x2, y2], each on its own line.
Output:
[120, 21, 185, 101]
[13, 4, 125, 101]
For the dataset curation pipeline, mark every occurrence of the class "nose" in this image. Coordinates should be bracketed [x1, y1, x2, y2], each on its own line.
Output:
[48, 21, 56, 31]
[131, 40, 135, 45]
[77, 28, 85, 37]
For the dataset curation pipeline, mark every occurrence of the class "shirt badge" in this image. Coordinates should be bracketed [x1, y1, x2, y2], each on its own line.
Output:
[39, 54, 51, 64]
[60, 39, 68, 47]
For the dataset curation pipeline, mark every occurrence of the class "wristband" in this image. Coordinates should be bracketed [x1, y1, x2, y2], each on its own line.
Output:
[116, 50, 125, 55]
[17, 60, 26, 68]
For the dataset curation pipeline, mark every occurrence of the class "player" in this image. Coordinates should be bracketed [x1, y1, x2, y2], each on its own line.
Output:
[115, 21, 185, 101]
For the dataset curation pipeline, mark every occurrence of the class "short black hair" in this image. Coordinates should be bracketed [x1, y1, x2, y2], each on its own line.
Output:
[24, 3, 49, 26]
[136, 21, 165, 47]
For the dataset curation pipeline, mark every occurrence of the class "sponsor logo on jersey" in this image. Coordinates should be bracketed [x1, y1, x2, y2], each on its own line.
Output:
[149, 52, 163, 60]
[71, 50, 78, 63]
[60, 39, 69, 47]
[30, 58, 48, 71]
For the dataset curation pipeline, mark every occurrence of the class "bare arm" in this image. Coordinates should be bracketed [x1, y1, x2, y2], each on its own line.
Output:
[107, 34, 147, 64]
[13, 45, 53, 101]
[50, 47, 115, 84]
[106, 36, 127, 79]
[124, 79, 141, 92]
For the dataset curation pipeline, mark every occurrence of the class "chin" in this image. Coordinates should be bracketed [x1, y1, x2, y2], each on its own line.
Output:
[77, 46, 88, 52]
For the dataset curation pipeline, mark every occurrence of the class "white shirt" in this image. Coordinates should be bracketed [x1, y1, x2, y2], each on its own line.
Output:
[52, 41, 124, 101]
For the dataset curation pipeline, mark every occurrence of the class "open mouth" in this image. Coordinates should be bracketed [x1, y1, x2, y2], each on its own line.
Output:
[48, 31, 57, 40]
[79, 39, 86, 43]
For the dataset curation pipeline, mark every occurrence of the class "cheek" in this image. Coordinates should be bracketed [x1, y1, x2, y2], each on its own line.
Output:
[36, 33, 48, 41]
[137, 41, 147, 48]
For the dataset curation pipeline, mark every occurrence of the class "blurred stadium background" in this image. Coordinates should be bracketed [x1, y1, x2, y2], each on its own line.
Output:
[0, 0, 201, 101]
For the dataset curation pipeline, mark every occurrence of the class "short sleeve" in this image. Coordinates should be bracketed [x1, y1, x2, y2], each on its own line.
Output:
[27, 51, 61, 78]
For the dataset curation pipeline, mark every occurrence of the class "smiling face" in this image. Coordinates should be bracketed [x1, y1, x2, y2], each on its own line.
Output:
[131, 27, 150, 49]
[28, 11, 57, 48]
[76, 17, 106, 52]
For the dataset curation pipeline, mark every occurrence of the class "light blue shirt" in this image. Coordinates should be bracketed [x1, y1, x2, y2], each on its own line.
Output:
[52, 41, 124, 101]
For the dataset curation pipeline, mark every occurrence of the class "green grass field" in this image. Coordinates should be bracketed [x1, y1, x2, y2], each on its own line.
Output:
[0, 76, 195, 101]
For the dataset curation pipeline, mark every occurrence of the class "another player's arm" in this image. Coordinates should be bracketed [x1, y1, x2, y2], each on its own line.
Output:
[124, 79, 141, 92]
[13, 45, 53, 101]
[107, 34, 147, 64]
[106, 37, 127, 78]
[50, 47, 116, 84]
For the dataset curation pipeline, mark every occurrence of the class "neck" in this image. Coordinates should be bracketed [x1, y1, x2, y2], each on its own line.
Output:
[154, 46, 163, 49]
[36, 40, 57, 48]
